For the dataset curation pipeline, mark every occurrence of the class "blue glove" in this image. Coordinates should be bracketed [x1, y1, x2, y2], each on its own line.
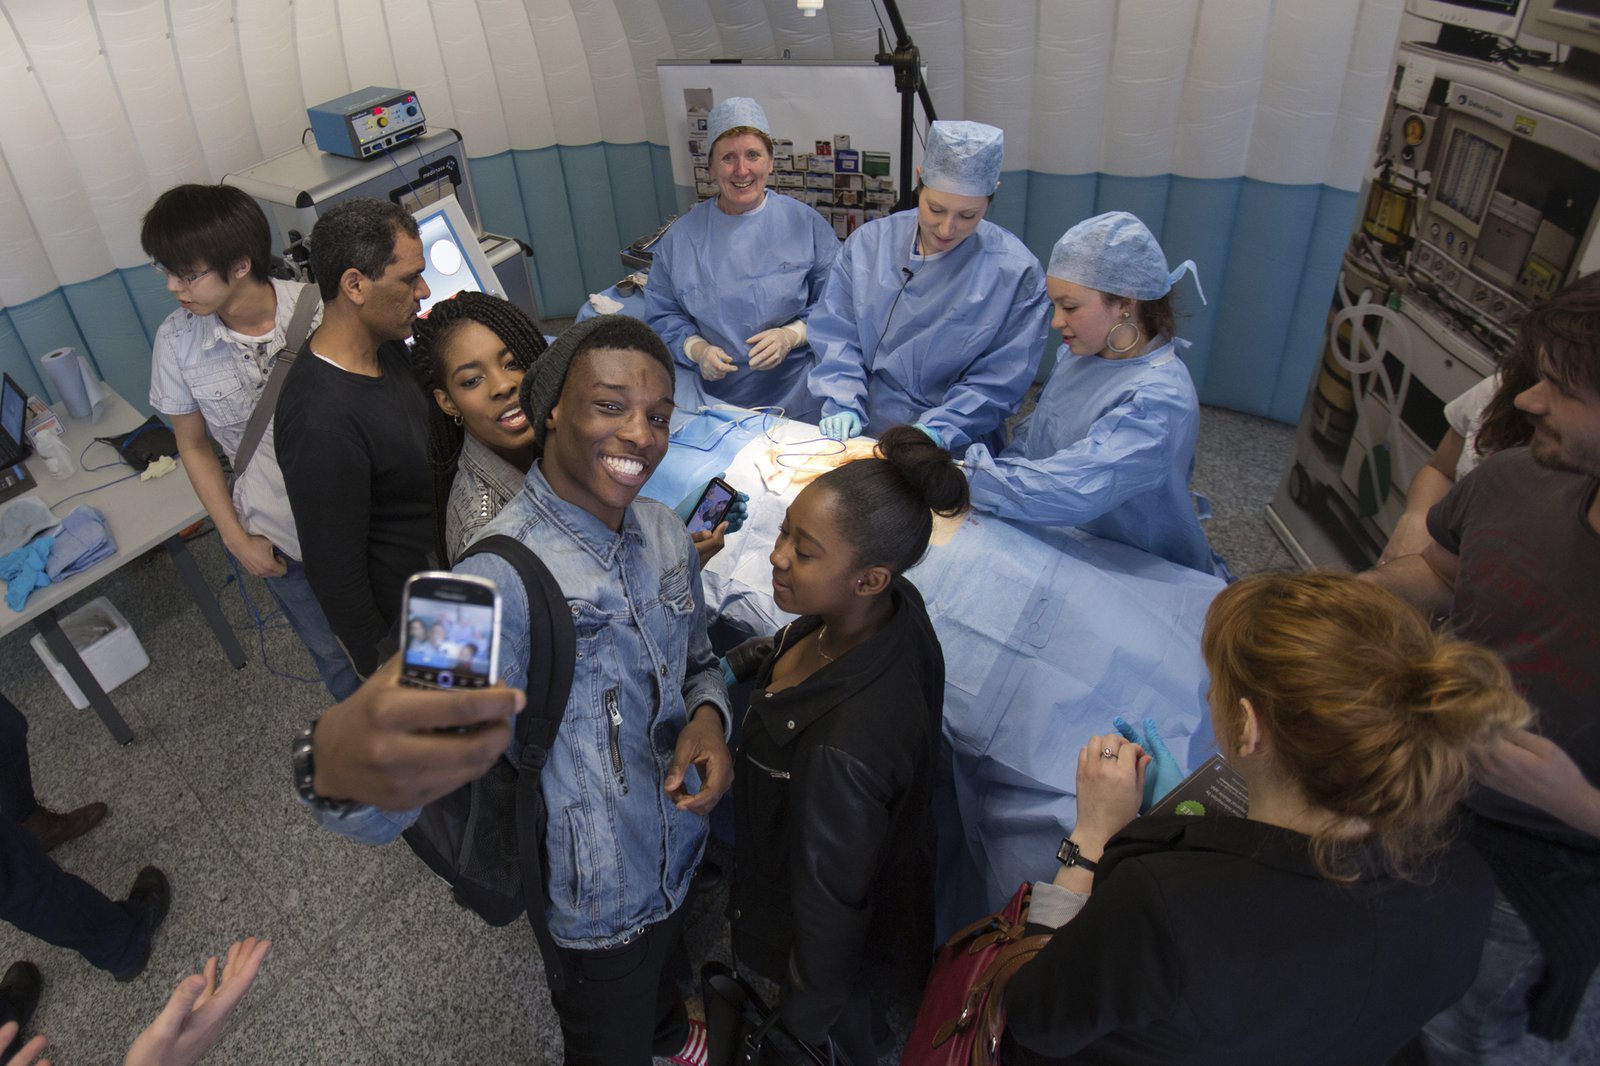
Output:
[719, 656, 736, 689]
[913, 422, 944, 448]
[818, 410, 863, 441]
[723, 491, 749, 536]
[1114, 715, 1186, 811]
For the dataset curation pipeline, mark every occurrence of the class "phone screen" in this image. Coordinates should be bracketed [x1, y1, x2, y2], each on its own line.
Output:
[687, 479, 736, 535]
[402, 593, 497, 689]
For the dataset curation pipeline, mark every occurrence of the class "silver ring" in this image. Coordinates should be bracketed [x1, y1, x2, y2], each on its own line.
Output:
[1101, 747, 1118, 760]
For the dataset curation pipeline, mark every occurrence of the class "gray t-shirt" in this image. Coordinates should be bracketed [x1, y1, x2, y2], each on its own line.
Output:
[1428, 446, 1600, 844]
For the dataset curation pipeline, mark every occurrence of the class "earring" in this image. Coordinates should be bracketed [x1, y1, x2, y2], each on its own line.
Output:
[1106, 312, 1140, 354]
[451, 414, 463, 427]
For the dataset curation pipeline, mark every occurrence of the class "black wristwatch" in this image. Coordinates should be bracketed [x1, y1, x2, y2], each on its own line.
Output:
[1057, 837, 1100, 873]
[292, 720, 356, 814]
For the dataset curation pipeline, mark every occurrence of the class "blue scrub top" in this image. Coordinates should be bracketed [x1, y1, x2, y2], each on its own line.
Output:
[965, 338, 1220, 574]
[645, 191, 838, 421]
[805, 209, 1050, 453]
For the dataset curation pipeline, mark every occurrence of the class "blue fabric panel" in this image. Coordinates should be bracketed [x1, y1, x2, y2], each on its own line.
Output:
[1092, 175, 1174, 236]
[0, 313, 47, 399]
[649, 143, 677, 224]
[987, 169, 1030, 239]
[1269, 187, 1359, 423]
[60, 274, 155, 415]
[1201, 179, 1321, 418]
[557, 144, 625, 303]
[1021, 172, 1100, 261]
[1157, 177, 1245, 390]
[4, 292, 93, 407]
[601, 142, 659, 253]
[120, 265, 174, 345]
[507, 149, 588, 318]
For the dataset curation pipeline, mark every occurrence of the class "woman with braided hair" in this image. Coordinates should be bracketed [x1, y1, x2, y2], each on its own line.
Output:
[408, 291, 550, 563]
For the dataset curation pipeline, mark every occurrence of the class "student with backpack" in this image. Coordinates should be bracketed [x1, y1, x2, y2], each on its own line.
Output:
[296, 316, 731, 1066]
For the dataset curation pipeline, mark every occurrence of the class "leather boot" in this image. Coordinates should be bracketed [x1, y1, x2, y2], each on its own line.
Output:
[21, 802, 108, 852]
[0, 961, 41, 1033]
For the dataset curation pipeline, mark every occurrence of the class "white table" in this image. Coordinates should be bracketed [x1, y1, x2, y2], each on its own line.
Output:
[0, 393, 245, 743]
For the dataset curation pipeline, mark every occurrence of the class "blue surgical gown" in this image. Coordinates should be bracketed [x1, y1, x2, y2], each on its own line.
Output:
[805, 209, 1050, 453]
[964, 337, 1220, 574]
[645, 191, 838, 421]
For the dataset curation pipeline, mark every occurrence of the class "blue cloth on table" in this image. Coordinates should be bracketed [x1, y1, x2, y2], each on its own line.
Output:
[663, 412, 1225, 936]
[641, 407, 767, 513]
[45, 507, 114, 580]
[0, 537, 54, 611]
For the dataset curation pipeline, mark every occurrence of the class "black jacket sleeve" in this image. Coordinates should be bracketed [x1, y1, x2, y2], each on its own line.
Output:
[778, 742, 895, 1041]
[1002, 859, 1181, 1060]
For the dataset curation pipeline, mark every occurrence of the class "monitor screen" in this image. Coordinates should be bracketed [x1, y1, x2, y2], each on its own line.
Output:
[1406, 0, 1525, 37]
[1, 375, 25, 444]
[412, 194, 502, 319]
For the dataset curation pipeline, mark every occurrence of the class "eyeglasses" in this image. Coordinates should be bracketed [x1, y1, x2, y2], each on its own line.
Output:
[151, 263, 216, 287]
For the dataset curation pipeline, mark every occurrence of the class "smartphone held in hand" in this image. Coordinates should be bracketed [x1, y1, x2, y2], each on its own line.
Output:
[686, 476, 738, 535]
[400, 572, 501, 690]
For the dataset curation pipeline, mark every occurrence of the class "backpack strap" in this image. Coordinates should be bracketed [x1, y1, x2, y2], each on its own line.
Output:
[232, 284, 320, 481]
[459, 534, 578, 989]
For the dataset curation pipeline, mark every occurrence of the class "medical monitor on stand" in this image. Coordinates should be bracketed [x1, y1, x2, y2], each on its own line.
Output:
[411, 194, 505, 318]
[1407, 0, 1526, 36]
[1524, 0, 1600, 81]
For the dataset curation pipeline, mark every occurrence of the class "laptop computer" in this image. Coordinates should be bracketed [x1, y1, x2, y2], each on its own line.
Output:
[0, 373, 33, 467]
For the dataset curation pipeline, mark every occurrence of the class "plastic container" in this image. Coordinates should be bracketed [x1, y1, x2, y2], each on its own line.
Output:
[29, 597, 150, 710]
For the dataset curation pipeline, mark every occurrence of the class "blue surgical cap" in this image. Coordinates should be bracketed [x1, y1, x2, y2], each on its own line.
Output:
[921, 121, 1003, 197]
[1047, 211, 1205, 304]
[706, 97, 770, 150]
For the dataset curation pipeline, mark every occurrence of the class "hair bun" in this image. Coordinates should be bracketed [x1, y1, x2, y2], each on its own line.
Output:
[875, 425, 970, 517]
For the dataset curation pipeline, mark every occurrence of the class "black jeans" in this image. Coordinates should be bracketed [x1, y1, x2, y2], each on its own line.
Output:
[0, 693, 145, 1024]
[548, 906, 691, 1066]
[0, 694, 39, 821]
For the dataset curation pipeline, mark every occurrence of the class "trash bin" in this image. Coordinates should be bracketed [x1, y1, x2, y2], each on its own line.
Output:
[29, 596, 150, 710]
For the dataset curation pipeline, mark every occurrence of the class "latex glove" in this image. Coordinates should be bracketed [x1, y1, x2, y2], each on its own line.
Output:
[745, 325, 802, 371]
[913, 423, 944, 448]
[1115, 716, 1185, 810]
[685, 337, 737, 381]
[819, 410, 863, 441]
[719, 656, 736, 689]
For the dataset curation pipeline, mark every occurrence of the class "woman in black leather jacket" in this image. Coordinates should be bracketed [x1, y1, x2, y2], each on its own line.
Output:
[726, 424, 968, 1065]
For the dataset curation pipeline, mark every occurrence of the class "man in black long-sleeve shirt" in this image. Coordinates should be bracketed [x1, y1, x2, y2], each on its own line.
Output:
[276, 198, 433, 677]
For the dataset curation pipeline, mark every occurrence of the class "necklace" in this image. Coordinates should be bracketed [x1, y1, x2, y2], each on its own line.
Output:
[815, 626, 837, 663]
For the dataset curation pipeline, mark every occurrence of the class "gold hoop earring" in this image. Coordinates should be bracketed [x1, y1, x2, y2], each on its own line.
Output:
[1106, 313, 1140, 354]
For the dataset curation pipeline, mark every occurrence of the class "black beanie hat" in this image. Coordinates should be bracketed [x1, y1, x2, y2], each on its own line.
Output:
[518, 316, 674, 455]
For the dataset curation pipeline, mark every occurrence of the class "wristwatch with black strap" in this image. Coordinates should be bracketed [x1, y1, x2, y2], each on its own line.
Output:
[1057, 836, 1100, 873]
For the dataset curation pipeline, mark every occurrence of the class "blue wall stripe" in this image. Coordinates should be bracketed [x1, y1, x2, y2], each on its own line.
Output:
[0, 160, 1359, 427]
[1270, 186, 1360, 423]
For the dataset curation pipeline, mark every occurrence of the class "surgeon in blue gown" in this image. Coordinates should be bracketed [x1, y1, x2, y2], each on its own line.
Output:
[963, 211, 1227, 576]
[646, 97, 839, 421]
[806, 120, 1050, 454]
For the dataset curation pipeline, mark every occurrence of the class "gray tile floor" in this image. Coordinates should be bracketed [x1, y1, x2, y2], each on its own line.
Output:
[2, 403, 1521, 1066]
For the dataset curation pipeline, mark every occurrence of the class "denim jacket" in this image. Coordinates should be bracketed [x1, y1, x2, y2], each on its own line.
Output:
[444, 434, 525, 563]
[312, 462, 730, 951]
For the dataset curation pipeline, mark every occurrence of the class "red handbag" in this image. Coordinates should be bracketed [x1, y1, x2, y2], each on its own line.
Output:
[900, 883, 1052, 1066]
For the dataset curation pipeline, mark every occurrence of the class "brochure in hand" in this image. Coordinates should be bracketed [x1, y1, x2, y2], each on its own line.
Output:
[1147, 754, 1249, 818]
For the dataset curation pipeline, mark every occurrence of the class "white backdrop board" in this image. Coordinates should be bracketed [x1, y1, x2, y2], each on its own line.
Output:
[656, 61, 922, 215]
